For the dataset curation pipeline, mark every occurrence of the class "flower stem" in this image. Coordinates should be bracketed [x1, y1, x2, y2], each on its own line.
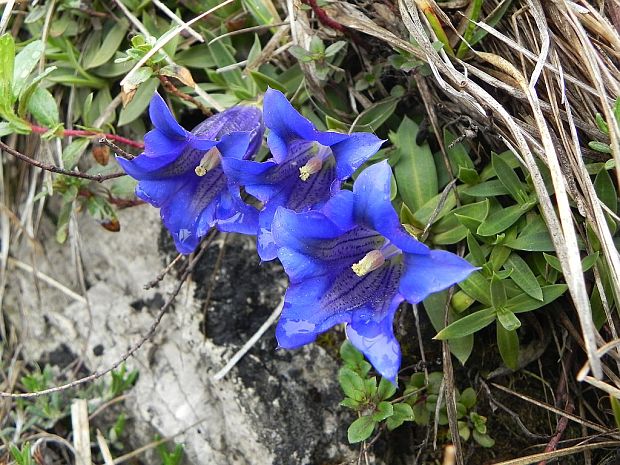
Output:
[29, 124, 144, 149]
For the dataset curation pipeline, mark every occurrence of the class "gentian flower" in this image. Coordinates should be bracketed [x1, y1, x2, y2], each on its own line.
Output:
[118, 92, 264, 254]
[222, 88, 384, 261]
[271, 161, 476, 382]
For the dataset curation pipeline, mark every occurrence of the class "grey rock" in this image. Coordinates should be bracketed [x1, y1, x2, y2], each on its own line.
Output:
[7, 205, 356, 465]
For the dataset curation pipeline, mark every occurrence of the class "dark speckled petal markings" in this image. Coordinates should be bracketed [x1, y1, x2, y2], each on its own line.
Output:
[272, 161, 477, 382]
[116, 92, 264, 254]
[223, 88, 385, 261]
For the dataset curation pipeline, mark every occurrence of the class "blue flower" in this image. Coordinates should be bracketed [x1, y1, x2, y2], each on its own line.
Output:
[118, 93, 264, 254]
[271, 161, 476, 382]
[222, 88, 384, 261]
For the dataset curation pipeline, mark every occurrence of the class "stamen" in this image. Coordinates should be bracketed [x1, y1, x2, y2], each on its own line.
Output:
[299, 155, 323, 181]
[351, 250, 385, 277]
[195, 147, 221, 176]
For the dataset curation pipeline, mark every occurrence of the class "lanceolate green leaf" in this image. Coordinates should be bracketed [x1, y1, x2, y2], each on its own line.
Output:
[423, 291, 474, 364]
[504, 254, 544, 301]
[497, 324, 519, 370]
[492, 152, 526, 202]
[0, 33, 15, 113]
[505, 284, 568, 313]
[13, 39, 43, 99]
[434, 308, 496, 340]
[27, 87, 59, 127]
[393, 117, 438, 212]
[457, 271, 492, 306]
[477, 202, 536, 236]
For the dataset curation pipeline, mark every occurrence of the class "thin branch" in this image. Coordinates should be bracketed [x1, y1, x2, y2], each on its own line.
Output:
[212, 298, 284, 381]
[30, 125, 144, 149]
[0, 140, 126, 183]
[158, 75, 212, 117]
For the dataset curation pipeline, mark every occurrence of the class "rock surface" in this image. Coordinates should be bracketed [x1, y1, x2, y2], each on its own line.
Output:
[7, 205, 356, 465]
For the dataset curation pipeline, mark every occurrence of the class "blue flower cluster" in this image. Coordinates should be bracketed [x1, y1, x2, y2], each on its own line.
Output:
[120, 89, 476, 382]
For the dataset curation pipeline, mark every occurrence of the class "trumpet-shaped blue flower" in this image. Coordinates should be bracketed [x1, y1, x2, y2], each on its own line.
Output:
[222, 88, 384, 261]
[118, 93, 264, 254]
[271, 161, 476, 382]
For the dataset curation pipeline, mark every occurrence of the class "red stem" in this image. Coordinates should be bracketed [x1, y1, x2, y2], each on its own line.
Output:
[300, 0, 347, 33]
[30, 124, 144, 149]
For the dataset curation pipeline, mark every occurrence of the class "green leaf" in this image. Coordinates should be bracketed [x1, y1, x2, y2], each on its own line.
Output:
[372, 401, 394, 421]
[497, 324, 519, 370]
[477, 202, 535, 236]
[492, 152, 526, 202]
[118, 77, 159, 126]
[249, 70, 286, 93]
[444, 129, 474, 171]
[340, 341, 372, 376]
[377, 377, 397, 400]
[473, 430, 495, 448]
[504, 254, 543, 301]
[393, 117, 438, 212]
[62, 138, 91, 170]
[466, 233, 486, 267]
[13, 40, 43, 99]
[490, 274, 507, 308]
[27, 87, 59, 127]
[457, 166, 480, 185]
[496, 307, 521, 331]
[353, 97, 398, 132]
[241, 0, 277, 25]
[340, 398, 360, 410]
[505, 284, 568, 313]
[17, 66, 56, 118]
[386, 403, 415, 431]
[611, 396, 620, 430]
[83, 20, 129, 69]
[461, 179, 510, 197]
[594, 168, 618, 213]
[505, 232, 555, 251]
[459, 388, 477, 409]
[423, 291, 474, 364]
[0, 33, 15, 111]
[458, 271, 492, 306]
[347, 416, 376, 443]
[434, 308, 496, 340]
[589, 141, 612, 154]
[451, 199, 489, 231]
[339, 367, 366, 402]
[412, 189, 456, 228]
[595, 113, 609, 134]
[582, 252, 600, 272]
[325, 41, 347, 57]
[56, 200, 73, 244]
[341, 340, 364, 365]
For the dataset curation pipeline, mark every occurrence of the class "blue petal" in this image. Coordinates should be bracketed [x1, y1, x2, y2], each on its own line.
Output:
[264, 88, 348, 162]
[353, 161, 429, 255]
[332, 133, 385, 180]
[192, 105, 263, 140]
[319, 190, 356, 231]
[272, 206, 350, 252]
[149, 92, 187, 140]
[346, 295, 403, 383]
[276, 276, 351, 349]
[220, 157, 279, 201]
[135, 178, 185, 208]
[215, 185, 260, 235]
[158, 169, 228, 254]
[399, 249, 477, 303]
[277, 247, 326, 283]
